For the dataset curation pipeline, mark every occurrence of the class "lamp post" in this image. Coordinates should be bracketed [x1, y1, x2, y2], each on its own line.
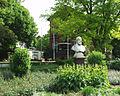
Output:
[40, 27, 42, 52]
[0, 43, 2, 67]
[67, 37, 69, 59]
[53, 27, 55, 60]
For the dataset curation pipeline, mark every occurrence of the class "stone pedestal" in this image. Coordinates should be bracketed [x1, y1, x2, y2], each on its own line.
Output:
[73, 57, 86, 65]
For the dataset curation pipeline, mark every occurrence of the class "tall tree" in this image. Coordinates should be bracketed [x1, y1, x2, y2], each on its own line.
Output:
[0, 24, 17, 60]
[0, 0, 38, 59]
[51, 0, 120, 52]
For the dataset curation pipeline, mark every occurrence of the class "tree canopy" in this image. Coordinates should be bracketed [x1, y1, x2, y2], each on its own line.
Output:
[0, 0, 38, 48]
[0, 0, 7, 8]
[51, 0, 120, 52]
[0, 25, 17, 50]
[111, 25, 120, 40]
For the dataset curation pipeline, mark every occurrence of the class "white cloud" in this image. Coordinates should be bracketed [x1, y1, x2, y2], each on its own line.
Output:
[22, 0, 55, 36]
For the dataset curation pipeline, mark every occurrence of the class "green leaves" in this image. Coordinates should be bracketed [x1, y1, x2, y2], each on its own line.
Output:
[50, 0, 120, 53]
[87, 51, 106, 66]
[51, 64, 110, 93]
[0, 0, 38, 48]
[10, 48, 31, 77]
[0, 0, 7, 8]
[0, 25, 17, 50]
[111, 25, 120, 40]
[108, 58, 120, 71]
[36, 33, 51, 59]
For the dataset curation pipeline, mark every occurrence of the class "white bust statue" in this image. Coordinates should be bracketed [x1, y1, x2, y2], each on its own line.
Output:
[71, 36, 85, 58]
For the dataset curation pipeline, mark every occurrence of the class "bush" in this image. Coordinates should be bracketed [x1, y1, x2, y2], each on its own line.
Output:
[108, 58, 120, 70]
[49, 64, 110, 93]
[87, 51, 106, 66]
[10, 48, 31, 76]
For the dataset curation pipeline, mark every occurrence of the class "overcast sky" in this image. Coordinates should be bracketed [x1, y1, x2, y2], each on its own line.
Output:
[22, 0, 56, 36]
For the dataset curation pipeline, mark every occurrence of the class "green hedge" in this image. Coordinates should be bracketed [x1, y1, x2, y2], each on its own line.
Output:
[87, 51, 106, 66]
[10, 48, 31, 76]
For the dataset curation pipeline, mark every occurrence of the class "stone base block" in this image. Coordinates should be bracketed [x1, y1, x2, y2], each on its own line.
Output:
[73, 57, 85, 65]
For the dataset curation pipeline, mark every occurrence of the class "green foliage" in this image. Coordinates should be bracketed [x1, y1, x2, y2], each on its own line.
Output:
[108, 70, 120, 85]
[31, 63, 59, 72]
[111, 25, 120, 40]
[0, 24, 17, 59]
[50, 0, 120, 52]
[0, 71, 56, 96]
[87, 51, 106, 66]
[36, 33, 52, 59]
[56, 57, 74, 65]
[82, 86, 94, 96]
[82, 86, 119, 96]
[115, 88, 120, 95]
[10, 48, 31, 76]
[108, 58, 120, 70]
[0, 25, 17, 50]
[1, 64, 120, 96]
[90, 87, 118, 96]
[112, 39, 120, 58]
[0, 0, 7, 8]
[56, 59, 64, 65]
[0, 0, 38, 47]
[49, 64, 110, 93]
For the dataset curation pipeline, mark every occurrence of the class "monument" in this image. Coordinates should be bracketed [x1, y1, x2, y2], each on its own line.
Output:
[71, 36, 86, 65]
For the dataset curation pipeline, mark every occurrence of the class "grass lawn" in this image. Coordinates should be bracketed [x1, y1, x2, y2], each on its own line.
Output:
[31, 64, 59, 72]
[0, 61, 9, 64]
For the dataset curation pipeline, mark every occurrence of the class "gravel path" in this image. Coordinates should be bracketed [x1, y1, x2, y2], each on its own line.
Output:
[0, 64, 9, 67]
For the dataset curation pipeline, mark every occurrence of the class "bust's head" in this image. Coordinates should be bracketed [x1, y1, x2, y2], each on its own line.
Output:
[76, 36, 82, 45]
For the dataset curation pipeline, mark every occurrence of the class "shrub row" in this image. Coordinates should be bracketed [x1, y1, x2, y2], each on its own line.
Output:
[49, 64, 110, 93]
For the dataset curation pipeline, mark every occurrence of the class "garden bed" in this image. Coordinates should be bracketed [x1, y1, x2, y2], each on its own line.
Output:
[0, 64, 120, 96]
